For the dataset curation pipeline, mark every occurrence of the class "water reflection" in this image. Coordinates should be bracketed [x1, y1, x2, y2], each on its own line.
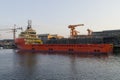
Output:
[0, 49, 115, 80]
[12, 50, 38, 80]
[15, 51, 37, 67]
[16, 50, 110, 59]
[13, 50, 110, 79]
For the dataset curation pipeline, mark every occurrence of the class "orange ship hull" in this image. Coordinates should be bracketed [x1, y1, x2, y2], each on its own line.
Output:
[15, 38, 113, 54]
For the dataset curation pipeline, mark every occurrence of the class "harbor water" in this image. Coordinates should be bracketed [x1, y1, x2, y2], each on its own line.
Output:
[0, 49, 120, 80]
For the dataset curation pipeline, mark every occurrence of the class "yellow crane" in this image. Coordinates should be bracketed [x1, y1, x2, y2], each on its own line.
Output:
[68, 24, 84, 38]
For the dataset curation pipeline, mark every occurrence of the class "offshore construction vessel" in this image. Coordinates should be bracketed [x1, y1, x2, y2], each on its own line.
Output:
[15, 20, 113, 54]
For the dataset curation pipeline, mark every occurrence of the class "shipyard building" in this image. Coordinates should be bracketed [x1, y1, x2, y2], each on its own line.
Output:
[92, 30, 120, 37]
[92, 30, 120, 45]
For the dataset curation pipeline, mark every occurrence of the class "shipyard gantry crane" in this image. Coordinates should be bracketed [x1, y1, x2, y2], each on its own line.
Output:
[68, 24, 84, 38]
[0, 24, 22, 41]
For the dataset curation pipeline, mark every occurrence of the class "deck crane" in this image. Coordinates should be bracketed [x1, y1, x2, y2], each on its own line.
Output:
[68, 24, 84, 38]
[0, 24, 22, 41]
[87, 29, 93, 36]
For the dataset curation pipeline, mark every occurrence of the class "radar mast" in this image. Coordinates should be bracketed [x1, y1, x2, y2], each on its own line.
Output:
[27, 20, 32, 29]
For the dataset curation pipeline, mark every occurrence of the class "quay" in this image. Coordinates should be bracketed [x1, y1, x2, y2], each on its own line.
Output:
[0, 39, 16, 49]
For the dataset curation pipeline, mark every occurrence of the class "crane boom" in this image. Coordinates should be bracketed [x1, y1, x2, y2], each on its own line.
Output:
[68, 24, 84, 28]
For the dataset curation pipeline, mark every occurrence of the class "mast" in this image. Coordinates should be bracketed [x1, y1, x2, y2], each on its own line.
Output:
[27, 20, 32, 29]
[13, 24, 16, 41]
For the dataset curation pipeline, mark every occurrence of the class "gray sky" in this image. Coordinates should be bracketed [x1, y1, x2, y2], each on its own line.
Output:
[0, 0, 120, 39]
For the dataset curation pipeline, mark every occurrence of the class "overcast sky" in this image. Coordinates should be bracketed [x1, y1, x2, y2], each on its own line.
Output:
[0, 0, 120, 39]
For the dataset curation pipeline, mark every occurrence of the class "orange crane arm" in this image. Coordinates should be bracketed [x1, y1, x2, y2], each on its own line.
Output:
[68, 24, 84, 28]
